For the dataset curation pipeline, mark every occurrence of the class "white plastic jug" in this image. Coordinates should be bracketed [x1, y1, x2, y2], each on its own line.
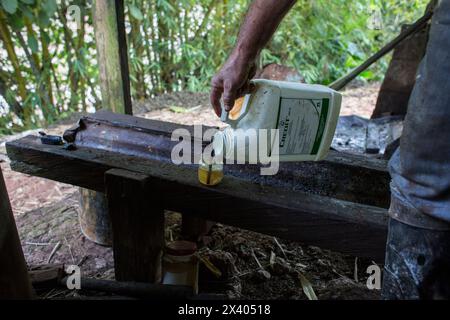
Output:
[213, 79, 342, 162]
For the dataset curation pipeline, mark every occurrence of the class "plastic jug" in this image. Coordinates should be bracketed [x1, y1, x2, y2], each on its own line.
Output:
[213, 79, 342, 162]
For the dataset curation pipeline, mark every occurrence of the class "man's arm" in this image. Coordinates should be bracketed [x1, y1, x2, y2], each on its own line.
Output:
[210, 0, 296, 116]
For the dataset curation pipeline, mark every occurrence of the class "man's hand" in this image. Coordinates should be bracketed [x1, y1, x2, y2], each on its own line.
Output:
[209, 0, 296, 118]
[210, 53, 257, 117]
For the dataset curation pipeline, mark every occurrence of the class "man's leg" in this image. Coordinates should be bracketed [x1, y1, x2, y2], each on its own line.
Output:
[383, 0, 450, 299]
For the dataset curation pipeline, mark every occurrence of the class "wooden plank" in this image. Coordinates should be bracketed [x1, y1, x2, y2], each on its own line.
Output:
[64, 112, 390, 208]
[149, 179, 388, 261]
[105, 168, 164, 282]
[0, 167, 33, 298]
[7, 136, 388, 260]
[6, 136, 387, 223]
[7, 134, 390, 208]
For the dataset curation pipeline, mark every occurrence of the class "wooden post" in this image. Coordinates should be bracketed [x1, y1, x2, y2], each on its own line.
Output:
[92, 0, 132, 114]
[79, 0, 133, 245]
[105, 169, 164, 282]
[0, 167, 33, 299]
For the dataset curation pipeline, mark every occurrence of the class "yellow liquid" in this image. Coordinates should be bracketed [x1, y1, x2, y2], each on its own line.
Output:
[198, 166, 224, 186]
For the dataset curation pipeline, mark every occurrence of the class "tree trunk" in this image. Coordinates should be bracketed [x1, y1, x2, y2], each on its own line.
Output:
[92, 0, 132, 114]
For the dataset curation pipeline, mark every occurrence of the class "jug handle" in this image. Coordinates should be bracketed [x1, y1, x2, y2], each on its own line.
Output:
[220, 93, 252, 126]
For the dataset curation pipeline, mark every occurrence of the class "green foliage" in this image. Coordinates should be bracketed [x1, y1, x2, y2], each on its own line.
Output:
[125, 0, 427, 95]
[1, 0, 18, 14]
[128, 3, 143, 20]
[0, 0, 429, 134]
[0, 0, 98, 134]
[267, 0, 428, 84]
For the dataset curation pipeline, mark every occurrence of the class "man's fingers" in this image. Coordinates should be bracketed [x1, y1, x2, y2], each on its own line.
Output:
[249, 63, 257, 79]
[210, 85, 223, 117]
[223, 80, 237, 111]
[237, 81, 256, 97]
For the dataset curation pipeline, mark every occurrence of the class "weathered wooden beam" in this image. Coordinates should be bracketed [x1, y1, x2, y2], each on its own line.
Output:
[105, 169, 164, 282]
[64, 111, 390, 208]
[29, 264, 65, 290]
[7, 135, 388, 260]
[0, 167, 33, 299]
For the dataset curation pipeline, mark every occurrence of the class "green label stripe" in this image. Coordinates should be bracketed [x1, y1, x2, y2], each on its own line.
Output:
[311, 98, 329, 155]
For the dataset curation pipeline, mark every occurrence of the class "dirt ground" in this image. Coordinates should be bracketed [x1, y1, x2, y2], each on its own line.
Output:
[0, 82, 382, 300]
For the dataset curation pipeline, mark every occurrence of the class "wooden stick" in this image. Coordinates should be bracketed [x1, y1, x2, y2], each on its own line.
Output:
[46, 241, 61, 264]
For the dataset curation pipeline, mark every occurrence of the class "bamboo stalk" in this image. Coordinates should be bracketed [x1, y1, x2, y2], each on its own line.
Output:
[24, 18, 41, 72]
[129, 11, 146, 100]
[40, 28, 55, 109]
[193, 0, 216, 40]
[15, 29, 55, 121]
[141, 4, 156, 93]
[0, 10, 30, 122]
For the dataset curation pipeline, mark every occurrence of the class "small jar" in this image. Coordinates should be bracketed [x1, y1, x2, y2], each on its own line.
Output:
[198, 159, 224, 186]
[162, 241, 199, 294]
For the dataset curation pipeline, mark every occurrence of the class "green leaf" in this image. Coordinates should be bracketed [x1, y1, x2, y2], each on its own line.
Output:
[298, 273, 318, 300]
[42, 31, 50, 44]
[7, 13, 24, 30]
[1, 0, 18, 14]
[27, 34, 38, 53]
[129, 4, 143, 20]
[360, 70, 374, 80]
[20, 4, 33, 19]
[20, 0, 34, 4]
[42, 0, 57, 17]
[196, 255, 222, 278]
[38, 10, 50, 27]
[169, 106, 187, 113]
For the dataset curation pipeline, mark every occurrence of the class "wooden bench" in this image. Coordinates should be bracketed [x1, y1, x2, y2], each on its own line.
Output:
[6, 110, 390, 282]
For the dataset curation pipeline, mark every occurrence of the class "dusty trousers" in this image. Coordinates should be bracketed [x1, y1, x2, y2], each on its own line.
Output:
[389, 0, 450, 224]
[383, 0, 450, 299]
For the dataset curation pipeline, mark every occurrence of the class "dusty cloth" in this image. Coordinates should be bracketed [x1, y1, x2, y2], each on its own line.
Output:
[389, 0, 450, 225]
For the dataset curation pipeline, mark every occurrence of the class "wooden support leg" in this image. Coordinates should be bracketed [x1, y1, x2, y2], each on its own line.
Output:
[105, 169, 164, 282]
[0, 167, 33, 298]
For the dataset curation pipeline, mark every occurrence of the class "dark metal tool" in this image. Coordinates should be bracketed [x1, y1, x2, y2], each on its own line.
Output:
[39, 131, 63, 145]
